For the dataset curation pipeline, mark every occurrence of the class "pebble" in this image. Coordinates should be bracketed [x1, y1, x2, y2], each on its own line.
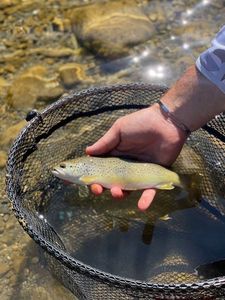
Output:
[0, 77, 8, 87]
[29, 47, 80, 57]
[3, 214, 10, 223]
[0, 0, 15, 9]
[0, 77, 9, 98]
[9, 273, 16, 285]
[31, 257, 39, 264]
[0, 217, 5, 234]
[24, 268, 30, 276]
[149, 13, 158, 22]
[0, 261, 10, 276]
[58, 63, 90, 87]
[52, 17, 71, 32]
[22, 65, 48, 77]
[0, 151, 7, 168]
[12, 255, 25, 273]
[5, 217, 15, 230]
[25, 286, 52, 300]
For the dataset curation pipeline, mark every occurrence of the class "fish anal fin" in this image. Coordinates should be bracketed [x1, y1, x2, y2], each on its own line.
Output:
[159, 214, 172, 221]
[156, 183, 175, 190]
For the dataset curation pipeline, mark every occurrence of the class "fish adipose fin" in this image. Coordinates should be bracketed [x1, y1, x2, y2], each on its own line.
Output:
[156, 183, 175, 190]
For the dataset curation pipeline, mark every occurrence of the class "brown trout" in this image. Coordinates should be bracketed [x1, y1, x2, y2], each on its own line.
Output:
[52, 156, 184, 191]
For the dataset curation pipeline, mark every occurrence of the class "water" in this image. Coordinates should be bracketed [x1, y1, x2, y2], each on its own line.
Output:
[44, 166, 225, 284]
[0, 0, 225, 299]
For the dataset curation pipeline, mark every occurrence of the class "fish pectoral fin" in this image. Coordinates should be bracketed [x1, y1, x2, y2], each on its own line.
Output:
[80, 175, 97, 185]
[156, 183, 175, 190]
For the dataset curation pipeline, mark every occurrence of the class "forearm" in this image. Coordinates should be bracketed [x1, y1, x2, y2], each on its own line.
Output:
[160, 65, 225, 132]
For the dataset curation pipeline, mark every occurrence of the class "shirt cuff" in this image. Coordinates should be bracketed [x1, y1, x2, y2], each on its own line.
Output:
[196, 25, 225, 95]
[196, 47, 225, 95]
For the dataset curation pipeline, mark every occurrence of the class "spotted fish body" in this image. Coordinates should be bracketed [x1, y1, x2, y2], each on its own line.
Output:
[52, 156, 182, 191]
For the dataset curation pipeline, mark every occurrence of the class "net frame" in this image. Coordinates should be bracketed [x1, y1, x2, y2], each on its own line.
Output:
[5, 83, 225, 299]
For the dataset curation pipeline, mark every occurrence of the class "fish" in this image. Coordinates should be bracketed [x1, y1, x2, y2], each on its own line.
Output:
[52, 156, 190, 191]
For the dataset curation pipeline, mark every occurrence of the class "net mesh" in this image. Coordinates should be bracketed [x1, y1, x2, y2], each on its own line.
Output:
[6, 83, 225, 299]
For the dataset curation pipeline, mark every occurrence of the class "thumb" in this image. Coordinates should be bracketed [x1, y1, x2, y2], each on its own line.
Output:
[86, 124, 120, 155]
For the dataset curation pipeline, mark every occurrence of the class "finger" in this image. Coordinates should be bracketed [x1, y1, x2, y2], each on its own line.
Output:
[90, 184, 103, 195]
[138, 189, 157, 211]
[110, 186, 125, 199]
[86, 124, 120, 155]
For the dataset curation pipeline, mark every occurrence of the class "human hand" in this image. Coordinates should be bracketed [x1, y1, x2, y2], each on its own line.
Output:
[86, 103, 187, 211]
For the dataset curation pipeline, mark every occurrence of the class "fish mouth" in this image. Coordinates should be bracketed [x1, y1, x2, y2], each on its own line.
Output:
[52, 167, 66, 178]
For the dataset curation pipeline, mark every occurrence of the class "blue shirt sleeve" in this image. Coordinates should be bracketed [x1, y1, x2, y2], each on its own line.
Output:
[196, 25, 225, 94]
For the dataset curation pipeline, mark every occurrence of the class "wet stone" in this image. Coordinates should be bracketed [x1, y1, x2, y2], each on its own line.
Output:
[0, 77, 9, 98]
[31, 257, 39, 264]
[1, 203, 10, 215]
[12, 255, 25, 273]
[0, 217, 5, 234]
[22, 65, 48, 77]
[0, 120, 26, 147]
[58, 63, 90, 87]
[3, 214, 10, 222]
[52, 17, 71, 32]
[25, 286, 52, 300]
[7, 73, 64, 109]
[68, 0, 155, 59]
[9, 273, 16, 286]
[0, 0, 16, 9]
[149, 13, 158, 22]
[5, 217, 15, 230]
[0, 151, 7, 168]
[0, 261, 10, 276]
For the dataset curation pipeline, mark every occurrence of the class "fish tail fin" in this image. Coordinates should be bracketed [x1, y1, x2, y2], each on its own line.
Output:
[179, 173, 203, 202]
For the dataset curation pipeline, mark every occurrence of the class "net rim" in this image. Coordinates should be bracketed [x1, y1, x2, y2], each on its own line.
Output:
[5, 82, 225, 293]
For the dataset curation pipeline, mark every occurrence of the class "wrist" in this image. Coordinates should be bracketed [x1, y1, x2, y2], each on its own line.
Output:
[160, 65, 225, 132]
[151, 103, 188, 142]
[158, 100, 191, 136]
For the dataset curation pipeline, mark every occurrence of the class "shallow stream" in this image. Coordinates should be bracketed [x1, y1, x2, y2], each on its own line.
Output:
[0, 0, 225, 299]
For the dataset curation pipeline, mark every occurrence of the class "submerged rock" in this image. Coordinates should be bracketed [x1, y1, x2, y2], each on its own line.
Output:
[0, 261, 10, 276]
[68, 0, 155, 59]
[0, 0, 17, 9]
[0, 217, 5, 234]
[7, 65, 64, 109]
[52, 17, 71, 32]
[0, 151, 7, 168]
[58, 63, 93, 87]
[29, 47, 80, 58]
[0, 77, 9, 97]
[0, 120, 26, 147]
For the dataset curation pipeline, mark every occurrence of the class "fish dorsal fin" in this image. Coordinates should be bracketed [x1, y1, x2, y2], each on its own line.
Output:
[156, 183, 175, 190]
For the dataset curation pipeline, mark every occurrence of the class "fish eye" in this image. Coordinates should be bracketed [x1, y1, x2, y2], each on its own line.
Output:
[60, 163, 66, 168]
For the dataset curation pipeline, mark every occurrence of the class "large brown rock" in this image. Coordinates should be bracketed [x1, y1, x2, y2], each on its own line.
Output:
[68, 1, 155, 59]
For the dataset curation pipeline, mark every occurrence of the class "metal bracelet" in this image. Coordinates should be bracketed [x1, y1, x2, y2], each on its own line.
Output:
[158, 100, 191, 135]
